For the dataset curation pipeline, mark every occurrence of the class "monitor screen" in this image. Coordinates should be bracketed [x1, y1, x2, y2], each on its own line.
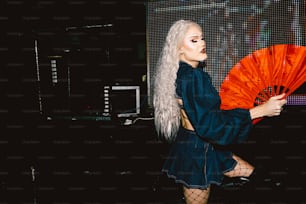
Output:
[110, 85, 141, 118]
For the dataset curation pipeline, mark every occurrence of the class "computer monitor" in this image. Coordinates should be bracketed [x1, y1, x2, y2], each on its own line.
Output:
[109, 85, 141, 118]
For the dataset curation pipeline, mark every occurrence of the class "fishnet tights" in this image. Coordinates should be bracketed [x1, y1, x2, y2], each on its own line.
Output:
[182, 154, 254, 204]
[224, 154, 254, 178]
[183, 186, 210, 204]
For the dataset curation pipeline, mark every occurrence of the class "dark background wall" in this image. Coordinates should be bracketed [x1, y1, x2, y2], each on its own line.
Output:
[0, 0, 148, 121]
[0, 0, 306, 204]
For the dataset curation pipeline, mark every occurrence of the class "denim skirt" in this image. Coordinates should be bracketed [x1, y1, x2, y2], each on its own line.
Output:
[162, 127, 236, 189]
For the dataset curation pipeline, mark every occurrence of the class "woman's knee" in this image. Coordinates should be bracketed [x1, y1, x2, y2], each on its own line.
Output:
[224, 154, 254, 177]
[183, 186, 211, 204]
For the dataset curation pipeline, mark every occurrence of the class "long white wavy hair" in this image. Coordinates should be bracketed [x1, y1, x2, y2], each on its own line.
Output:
[153, 20, 200, 142]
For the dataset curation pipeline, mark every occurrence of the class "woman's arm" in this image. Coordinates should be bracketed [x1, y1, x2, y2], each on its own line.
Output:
[249, 93, 287, 120]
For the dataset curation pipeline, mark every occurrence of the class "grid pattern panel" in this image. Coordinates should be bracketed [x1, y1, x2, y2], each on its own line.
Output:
[146, 0, 306, 106]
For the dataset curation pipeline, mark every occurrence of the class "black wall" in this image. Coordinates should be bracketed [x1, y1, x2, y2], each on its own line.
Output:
[0, 1, 306, 204]
[1, 0, 147, 120]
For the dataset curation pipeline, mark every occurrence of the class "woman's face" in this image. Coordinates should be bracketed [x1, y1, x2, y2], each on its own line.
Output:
[179, 24, 207, 68]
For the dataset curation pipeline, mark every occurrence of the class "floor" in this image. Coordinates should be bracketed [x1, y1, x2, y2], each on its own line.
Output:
[0, 106, 305, 203]
[1, 172, 304, 204]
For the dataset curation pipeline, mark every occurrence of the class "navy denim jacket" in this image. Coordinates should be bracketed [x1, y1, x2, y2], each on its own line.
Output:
[176, 61, 253, 145]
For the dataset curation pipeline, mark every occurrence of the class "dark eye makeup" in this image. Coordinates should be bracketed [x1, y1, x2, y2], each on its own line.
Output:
[191, 37, 204, 43]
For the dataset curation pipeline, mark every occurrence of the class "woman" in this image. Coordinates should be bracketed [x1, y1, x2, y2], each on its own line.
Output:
[153, 19, 287, 204]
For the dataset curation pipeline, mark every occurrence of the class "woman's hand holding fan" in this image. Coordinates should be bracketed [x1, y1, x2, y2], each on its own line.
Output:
[220, 44, 306, 124]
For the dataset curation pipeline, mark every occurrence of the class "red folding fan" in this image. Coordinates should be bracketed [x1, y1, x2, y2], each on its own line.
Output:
[219, 44, 306, 124]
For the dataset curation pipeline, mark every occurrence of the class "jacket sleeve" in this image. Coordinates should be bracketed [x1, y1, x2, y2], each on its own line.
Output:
[179, 69, 253, 146]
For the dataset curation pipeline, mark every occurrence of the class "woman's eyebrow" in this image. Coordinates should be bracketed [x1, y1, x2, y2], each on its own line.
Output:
[187, 34, 202, 38]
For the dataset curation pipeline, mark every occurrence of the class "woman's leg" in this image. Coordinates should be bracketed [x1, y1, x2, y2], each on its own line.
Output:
[223, 154, 282, 188]
[183, 186, 211, 204]
[224, 154, 254, 178]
